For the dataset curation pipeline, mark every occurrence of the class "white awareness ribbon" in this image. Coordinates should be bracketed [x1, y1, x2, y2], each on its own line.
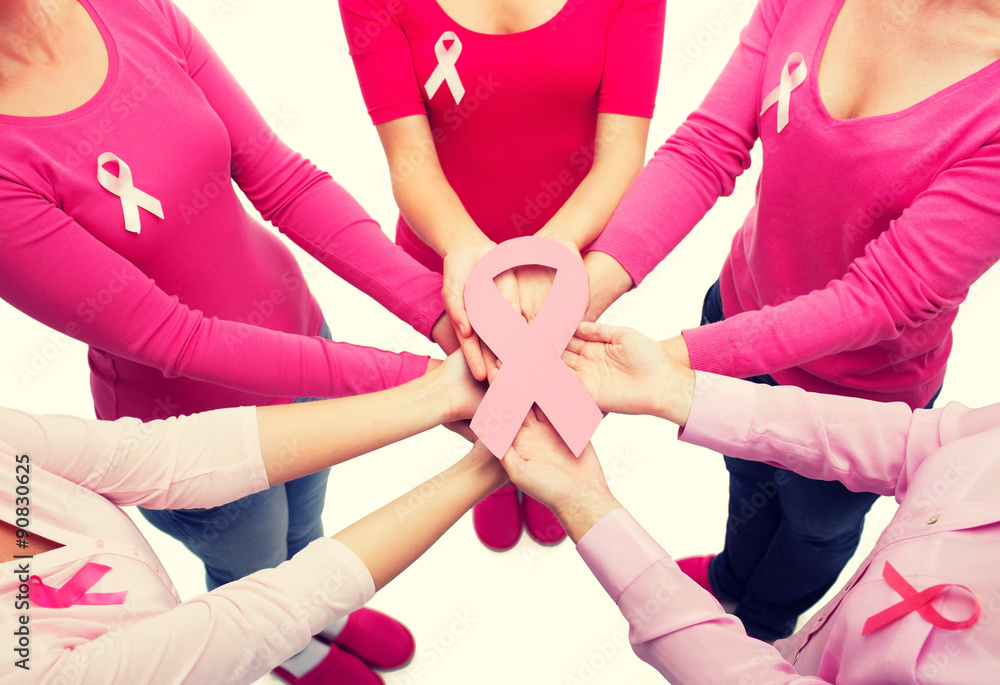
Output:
[760, 52, 808, 133]
[424, 31, 465, 104]
[96, 152, 164, 235]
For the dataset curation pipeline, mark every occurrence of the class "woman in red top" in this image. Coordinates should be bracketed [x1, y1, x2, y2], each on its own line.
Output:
[338, 0, 665, 550]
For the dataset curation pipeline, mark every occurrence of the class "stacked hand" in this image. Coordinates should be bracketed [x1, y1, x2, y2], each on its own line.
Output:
[563, 323, 695, 426]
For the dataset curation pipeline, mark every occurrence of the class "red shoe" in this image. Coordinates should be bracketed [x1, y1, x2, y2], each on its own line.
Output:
[473, 484, 522, 551]
[272, 644, 383, 685]
[676, 554, 719, 598]
[522, 493, 566, 545]
[328, 608, 416, 671]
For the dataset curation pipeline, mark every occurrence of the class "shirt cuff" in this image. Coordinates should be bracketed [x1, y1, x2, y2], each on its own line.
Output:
[577, 508, 669, 603]
[678, 371, 756, 457]
[240, 406, 270, 495]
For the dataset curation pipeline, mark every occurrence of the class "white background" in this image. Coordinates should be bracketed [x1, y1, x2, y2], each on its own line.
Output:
[2, 0, 999, 683]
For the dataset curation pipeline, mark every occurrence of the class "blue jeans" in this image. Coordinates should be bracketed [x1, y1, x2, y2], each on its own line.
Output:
[139, 321, 333, 591]
[699, 282, 940, 641]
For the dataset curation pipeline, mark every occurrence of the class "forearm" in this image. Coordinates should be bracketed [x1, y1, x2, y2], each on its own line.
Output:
[378, 117, 488, 257]
[538, 116, 648, 251]
[333, 442, 507, 589]
[256, 366, 449, 486]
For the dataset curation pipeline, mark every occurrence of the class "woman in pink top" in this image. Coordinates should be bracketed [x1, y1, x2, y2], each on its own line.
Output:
[578, 0, 1000, 640]
[0, 0, 456, 681]
[338, 0, 665, 550]
[0, 353, 504, 685]
[501, 322, 998, 683]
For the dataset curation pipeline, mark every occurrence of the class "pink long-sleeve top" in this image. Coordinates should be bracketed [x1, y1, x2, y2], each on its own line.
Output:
[339, 0, 665, 272]
[578, 373, 1000, 683]
[589, 0, 1000, 409]
[0, 406, 375, 684]
[0, 0, 445, 422]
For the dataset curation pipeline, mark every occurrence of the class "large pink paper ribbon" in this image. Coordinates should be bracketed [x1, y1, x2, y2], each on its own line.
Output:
[464, 236, 602, 458]
[29, 562, 128, 609]
[760, 52, 808, 133]
[424, 31, 465, 104]
[97, 152, 164, 234]
[861, 561, 980, 636]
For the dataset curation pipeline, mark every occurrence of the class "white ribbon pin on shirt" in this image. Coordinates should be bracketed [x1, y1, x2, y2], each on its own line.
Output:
[424, 31, 465, 104]
[760, 52, 808, 133]
[96, 152, 164, 234]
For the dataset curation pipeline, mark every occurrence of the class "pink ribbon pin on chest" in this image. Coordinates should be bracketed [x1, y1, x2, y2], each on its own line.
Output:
[464, 236, 602, 458]
[29, 562, 128, 609]
[760, 52, 808, 133]
[862, 561, 980, 635]
[424, 31, 465, 104]
[97, 152, 164, 234]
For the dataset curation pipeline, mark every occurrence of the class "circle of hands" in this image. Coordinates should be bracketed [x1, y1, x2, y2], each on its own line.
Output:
[432, 249, 697, 536]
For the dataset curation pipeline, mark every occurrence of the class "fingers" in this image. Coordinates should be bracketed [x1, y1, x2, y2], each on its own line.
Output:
[442, 277, 472, 338]
[458, 329, 487, 381]
[574, 321, 618, 343]
[483, 345, 502, 384]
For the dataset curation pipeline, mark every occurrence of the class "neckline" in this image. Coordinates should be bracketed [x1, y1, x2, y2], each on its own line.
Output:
[0, 0, 118, 125]
[427, 0, 573, 39]
[812, 0, 1000, 125]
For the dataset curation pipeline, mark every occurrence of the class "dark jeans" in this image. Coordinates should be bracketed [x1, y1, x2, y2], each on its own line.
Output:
[699, 281, 940, 641]
[139, 321, 333, 591]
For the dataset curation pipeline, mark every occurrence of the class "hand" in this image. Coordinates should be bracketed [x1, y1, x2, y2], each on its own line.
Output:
[563, 322, 695, 425]
[515, 238, 582, 323]
[430, 313, 461, 354]
[430, 350, 487, 422]
[441, 239, 519, 382]
[502, 415, 619, 543]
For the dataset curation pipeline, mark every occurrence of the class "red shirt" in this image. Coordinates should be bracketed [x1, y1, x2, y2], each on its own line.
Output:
[339, 0, 666, 271]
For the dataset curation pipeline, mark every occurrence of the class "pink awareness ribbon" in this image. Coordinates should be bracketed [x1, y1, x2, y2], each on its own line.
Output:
[29, 562, 128, 609]
[424, 31, 465, 104]
[97, 152, 164, 235]
[760, 52, 808, 133]
[861, 561, 980, 636]
[464, 236, 602, 458]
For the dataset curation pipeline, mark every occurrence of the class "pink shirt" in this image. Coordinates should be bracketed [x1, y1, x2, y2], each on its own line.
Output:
[578, 373, 1000, 683]
[339, 0, 665, 271]
[0, 406, 375, 684]
[0, 0, 445, 422]
[590, 0, 1000, 409]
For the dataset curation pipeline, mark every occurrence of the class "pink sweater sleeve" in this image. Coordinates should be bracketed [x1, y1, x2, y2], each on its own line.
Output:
[680, 371, 1000, 499]
[597, 0, 666, 118]
[587, 0, 787, 279]
[339, 0, 428, 124]
[680, 139, 1000, 379]
[0, 406, 268, 509]
[150, 0, 444, 337]
[577, 509, 823, 684]
[0, 179, 427, 399]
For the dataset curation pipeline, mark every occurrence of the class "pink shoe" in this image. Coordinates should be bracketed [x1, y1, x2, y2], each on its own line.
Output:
[272, 644, 383, 685]
[329, 608, 415, 671]
[522, 493, 566, 545]
[676, 554, 720, 598]
[473, 484, 522, 551]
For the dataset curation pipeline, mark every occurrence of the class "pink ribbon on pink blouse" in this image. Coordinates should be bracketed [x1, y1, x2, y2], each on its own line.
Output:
[464, 236, 602, 458]
[760, 52, 808, 133]
[29, 563, 128, 609]
[97, 152, 164, 235]
[862, 561, 980, 636]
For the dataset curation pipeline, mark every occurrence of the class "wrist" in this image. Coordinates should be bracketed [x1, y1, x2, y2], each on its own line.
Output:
[654, 366, 696, 427]
[555, 489, 621, 544]
[440, 231, 493, 257]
